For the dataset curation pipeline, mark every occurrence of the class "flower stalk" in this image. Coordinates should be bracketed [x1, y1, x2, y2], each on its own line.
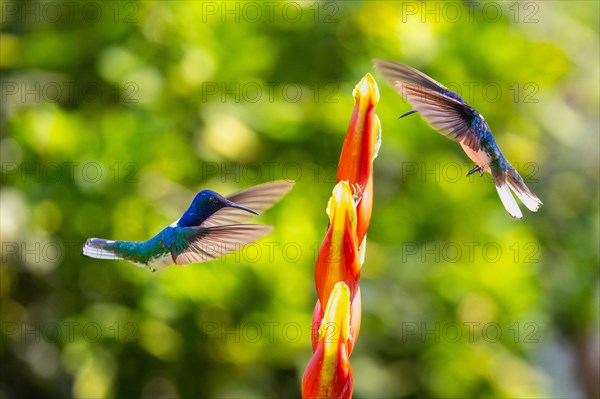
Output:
[302, 73, 380, 399]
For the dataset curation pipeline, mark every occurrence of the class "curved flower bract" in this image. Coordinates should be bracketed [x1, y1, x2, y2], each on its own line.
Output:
[302, 282, 353, 399]
[337, 73, 381, 245]
[315, 182, 361, 308]
[311, 287, 362, 354]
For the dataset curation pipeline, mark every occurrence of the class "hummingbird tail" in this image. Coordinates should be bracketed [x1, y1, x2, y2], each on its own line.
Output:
[82, 238, 123, 260]
[493, 167, 543, 219]
[494, 183, 523, 219]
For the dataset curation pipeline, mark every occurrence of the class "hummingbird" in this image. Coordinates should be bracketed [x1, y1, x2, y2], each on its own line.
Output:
[82, 180, 294, 271]
[373, 59, 542, 219]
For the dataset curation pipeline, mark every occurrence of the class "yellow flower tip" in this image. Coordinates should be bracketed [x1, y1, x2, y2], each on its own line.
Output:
[319, 282, 351, 346]
[326, 181, 357, 230]
[352, 73, 380, 105]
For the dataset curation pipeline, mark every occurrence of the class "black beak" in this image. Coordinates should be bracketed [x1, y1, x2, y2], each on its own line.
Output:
[399, 109, 417, 119]
[228, 202, 258, 215]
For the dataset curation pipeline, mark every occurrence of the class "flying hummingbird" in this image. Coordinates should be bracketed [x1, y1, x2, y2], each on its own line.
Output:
[373, 59, 542, 219]
[82, 180, 294, 271]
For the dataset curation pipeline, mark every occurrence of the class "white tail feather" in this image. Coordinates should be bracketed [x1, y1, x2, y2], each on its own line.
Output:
[506, 181, 542, 212]
[495, 184, 523, 219]
[82, 241, 122, 260]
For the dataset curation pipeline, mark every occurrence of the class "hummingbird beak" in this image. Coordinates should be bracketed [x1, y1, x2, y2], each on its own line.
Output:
[227, 202, 258, 215]
[399, 109, 417, 119]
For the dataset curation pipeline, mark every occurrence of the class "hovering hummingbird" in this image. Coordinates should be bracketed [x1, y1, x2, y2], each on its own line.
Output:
[373, 59, 542, 219]
[82, 180, 294, 271]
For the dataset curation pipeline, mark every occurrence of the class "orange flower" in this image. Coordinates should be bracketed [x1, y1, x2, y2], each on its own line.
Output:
[303, 282, 354, 399]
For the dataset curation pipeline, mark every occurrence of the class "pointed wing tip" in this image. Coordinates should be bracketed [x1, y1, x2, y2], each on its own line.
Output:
[272, 179, 296, 188]
[372, 58, 386, 67]
[372, 58, 399, 69]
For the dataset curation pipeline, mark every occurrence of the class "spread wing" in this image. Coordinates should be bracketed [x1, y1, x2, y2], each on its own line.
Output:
[171, 224, 273, 265]
[374, 58, 485, 151]
[384, 80, 484, 152]
[200, 180, 294, 227]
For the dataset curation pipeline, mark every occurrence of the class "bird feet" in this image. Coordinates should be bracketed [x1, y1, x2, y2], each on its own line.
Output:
[467, 165, 484, 177]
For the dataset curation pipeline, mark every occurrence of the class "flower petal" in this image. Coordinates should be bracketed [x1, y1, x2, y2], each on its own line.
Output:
[311, 288, 362, 354]
[337, 73, 380, 192]
[337, 74, 381, 244]
[315, 182, 361, 308]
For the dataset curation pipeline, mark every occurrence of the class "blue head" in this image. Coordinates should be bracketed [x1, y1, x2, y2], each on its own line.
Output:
[178, 190, 257, 227]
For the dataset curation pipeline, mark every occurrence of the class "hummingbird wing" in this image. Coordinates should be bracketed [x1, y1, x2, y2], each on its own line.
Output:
[170, 224, 273, 265]
[373, 59, 483, 150]
[200, 180, 294, 227]
[373, 59, 452, 95]
[389, 82, 484, 152]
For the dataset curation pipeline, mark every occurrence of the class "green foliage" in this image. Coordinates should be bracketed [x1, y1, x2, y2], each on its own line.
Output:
[1, 1, 598, 398]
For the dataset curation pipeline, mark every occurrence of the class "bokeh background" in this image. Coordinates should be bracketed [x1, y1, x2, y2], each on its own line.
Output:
[1, 1, 599, 398]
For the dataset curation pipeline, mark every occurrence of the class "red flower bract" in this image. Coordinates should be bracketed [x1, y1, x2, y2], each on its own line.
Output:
[303, 282, 353, 399]
[315, 182, 361, 308]
[337, 73, 381, 245]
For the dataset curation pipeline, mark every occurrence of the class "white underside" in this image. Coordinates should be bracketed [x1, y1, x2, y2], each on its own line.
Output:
[146, 253, 175, 270]
[460, 142, 492, 171]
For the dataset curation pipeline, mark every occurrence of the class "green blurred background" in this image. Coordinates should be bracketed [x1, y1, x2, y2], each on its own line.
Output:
[1, 1, 598, 398]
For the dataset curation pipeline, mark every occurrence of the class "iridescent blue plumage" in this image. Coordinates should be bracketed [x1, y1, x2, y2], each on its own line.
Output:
[82, 180, 294, 271]
[374, 59, 542, 218]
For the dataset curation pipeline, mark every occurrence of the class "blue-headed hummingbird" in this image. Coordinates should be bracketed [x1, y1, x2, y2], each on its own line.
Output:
[82, 180, 294, 271]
